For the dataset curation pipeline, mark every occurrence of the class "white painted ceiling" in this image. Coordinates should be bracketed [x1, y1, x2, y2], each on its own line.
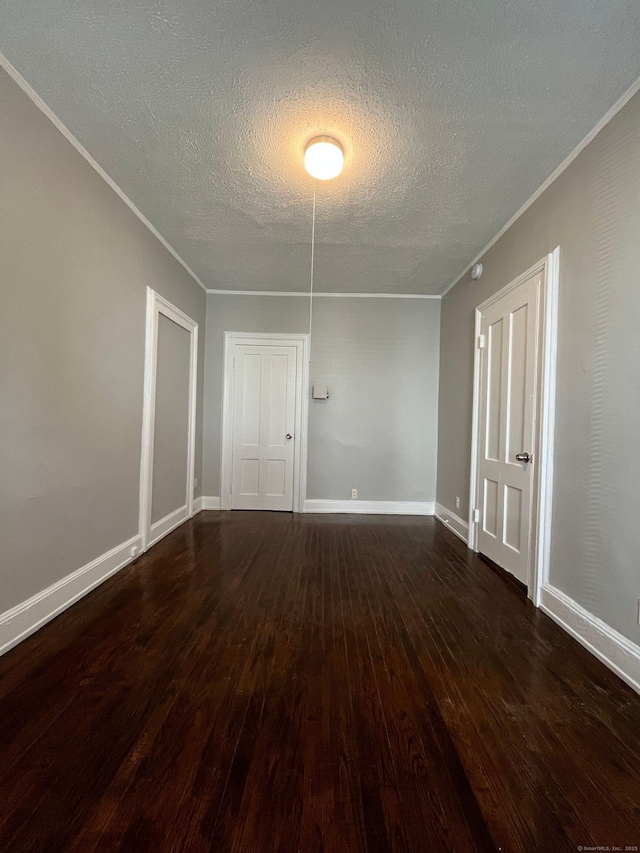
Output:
[1, 1, 640, 294]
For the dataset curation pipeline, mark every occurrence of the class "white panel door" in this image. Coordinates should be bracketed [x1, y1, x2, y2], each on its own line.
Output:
[231, 344, 297, 510]
[477, 272, 541, 584]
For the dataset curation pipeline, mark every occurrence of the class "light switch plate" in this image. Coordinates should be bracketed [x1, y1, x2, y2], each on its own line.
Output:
[312, 384, 329, 399]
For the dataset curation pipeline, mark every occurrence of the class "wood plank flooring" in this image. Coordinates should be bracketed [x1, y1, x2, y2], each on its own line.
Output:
[1, 511, 639, 852]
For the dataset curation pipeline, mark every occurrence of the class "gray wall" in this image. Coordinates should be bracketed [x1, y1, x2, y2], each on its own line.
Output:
[203, 295, 440, 502]
[0, 69, 205, 613]
[437, 89, 640, 646]
[202, 294, 307, 497]
[151, 315, 191, 525]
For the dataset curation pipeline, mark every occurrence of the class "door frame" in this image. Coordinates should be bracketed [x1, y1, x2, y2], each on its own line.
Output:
[468, 247, 559, 606]
[138, 287, 199, 551]
[220, 332, 310, 513]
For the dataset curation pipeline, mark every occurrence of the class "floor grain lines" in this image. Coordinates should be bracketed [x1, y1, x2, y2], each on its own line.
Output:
[0, 512, 639, 852]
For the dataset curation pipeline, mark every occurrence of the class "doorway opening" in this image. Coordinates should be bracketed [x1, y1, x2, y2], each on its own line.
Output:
[139, 288, 198, 551]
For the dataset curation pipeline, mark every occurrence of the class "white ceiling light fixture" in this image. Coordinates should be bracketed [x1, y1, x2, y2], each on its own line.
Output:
[304, 136, 344, 180]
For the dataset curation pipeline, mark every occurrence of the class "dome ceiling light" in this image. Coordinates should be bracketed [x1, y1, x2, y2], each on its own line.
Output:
[304, 136, 344, 180]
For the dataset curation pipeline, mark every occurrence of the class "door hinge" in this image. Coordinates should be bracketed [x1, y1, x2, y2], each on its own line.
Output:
[473, 508, 480, 523]
[477, 334, 486, 349]
[233, 357, 236, 369]
[230, 482, 232, 494]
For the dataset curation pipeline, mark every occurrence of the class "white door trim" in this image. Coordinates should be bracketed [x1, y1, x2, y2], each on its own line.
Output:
[139, 287, 199, 551]
[468, 247, 559, 606]
[220, 332, 310, 512]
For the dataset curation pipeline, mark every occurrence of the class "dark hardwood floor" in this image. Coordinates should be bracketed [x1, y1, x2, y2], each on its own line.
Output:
[1, 512, 639, 852]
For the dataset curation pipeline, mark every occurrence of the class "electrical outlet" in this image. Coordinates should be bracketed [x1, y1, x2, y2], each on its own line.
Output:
[455, 496, 461, 510]
[194, 478, 198, 488]
[351, 488, 358, 500]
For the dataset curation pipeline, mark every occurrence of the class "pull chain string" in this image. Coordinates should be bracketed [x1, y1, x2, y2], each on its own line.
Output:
[308, 178, 317, 362]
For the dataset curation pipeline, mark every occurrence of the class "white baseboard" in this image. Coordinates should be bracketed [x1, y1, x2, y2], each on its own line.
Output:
[0, 533, 142, 657]
[540, 583, 640, 695]
[303, 499, 434, 516]
[192, 496, 204, 514]
[434, 503, 469, 544]
[148, 504, 188, 548]
[201, 496, 221, 510]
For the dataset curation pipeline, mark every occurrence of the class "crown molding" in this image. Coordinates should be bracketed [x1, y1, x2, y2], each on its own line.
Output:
[0, 52, 207, 294]
[441, 71, 640, 299]
[206, 289, 441, 299]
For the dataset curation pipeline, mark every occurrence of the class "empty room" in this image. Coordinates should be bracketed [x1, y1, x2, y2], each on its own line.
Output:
[1, 1, 640, 850]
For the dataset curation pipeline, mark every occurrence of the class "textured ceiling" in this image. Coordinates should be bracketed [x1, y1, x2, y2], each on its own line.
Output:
[1, 2, 640, 294]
